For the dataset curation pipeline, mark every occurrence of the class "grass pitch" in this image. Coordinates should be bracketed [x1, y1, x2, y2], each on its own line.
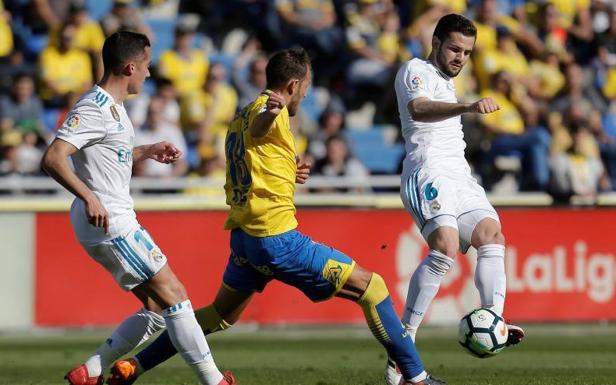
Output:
[1, 325, 615, 385]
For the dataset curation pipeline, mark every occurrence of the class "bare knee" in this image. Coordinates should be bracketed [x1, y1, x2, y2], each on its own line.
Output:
[427, 227, 459, 257]
[471, 219, 505, 248]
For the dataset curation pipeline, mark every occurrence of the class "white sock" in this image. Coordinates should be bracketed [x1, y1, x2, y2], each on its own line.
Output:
[85, 308, 165, 377]
[402, 250, 454, 331]
[162, 300, 224, 385]
[475, 244, 506, 315]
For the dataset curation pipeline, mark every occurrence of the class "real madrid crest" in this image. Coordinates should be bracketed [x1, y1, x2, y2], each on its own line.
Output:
[110, 105, 120, 121]
[430, 200, 441, 212]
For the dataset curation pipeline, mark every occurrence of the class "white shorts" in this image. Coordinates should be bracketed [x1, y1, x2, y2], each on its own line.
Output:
[400, 168, 500, 252]
[81, 225, 168, 290]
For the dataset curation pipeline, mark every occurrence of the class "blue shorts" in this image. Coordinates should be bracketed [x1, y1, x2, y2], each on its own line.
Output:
[223, 228, 356, 302]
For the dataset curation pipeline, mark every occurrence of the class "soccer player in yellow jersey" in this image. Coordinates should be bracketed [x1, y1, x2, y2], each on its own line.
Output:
[109, 48, 443, 385]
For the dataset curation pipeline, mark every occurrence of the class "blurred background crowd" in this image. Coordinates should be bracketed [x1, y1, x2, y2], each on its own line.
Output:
[0, 0, 615, 200]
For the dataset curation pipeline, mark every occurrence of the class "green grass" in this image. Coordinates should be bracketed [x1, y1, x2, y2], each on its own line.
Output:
[1, 325, 615, 385]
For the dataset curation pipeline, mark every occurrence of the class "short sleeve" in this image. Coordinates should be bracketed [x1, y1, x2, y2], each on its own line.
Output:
[395, 61, 435, 104]
[56, 101, 106, 149]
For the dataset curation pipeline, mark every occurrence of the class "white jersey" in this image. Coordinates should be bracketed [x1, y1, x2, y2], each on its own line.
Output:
[56, 85, 138, 244]
[394, 58, 470, 175]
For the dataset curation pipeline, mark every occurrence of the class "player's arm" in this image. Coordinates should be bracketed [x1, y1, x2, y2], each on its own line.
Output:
[296, 157, 311, 184]
[249, 91, 285, 138]
[408, 96, 500, 123]
[41, 139, 109, 233]
[133, 141, 182, 164]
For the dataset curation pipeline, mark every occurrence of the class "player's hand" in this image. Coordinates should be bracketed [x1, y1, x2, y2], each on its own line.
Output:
[469, 97, 500, 114]
[85, 196, 109, 234]
[296, 161, 311, 184]
[148, 141, 182, 164]
[265, 91, 285, 115]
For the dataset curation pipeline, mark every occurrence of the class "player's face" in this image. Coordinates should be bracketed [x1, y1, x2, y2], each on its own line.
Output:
[127, 47, 152, 95]
[435, 32, 475, 77]
[287, 66, 312, 117]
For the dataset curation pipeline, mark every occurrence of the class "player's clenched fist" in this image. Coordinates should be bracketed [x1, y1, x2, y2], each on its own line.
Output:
[265, 91, 285, 115]
[469, 97, 500, 114]
[85, 196, 109, 234]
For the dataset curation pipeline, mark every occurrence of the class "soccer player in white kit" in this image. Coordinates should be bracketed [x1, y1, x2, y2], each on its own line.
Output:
[41, 31, 236, 385]
[385, 14, 525, 385]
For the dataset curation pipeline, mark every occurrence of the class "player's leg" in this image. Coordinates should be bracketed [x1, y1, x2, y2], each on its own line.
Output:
[399, 170, 459, 341]
[126, 286, 254, 373]
[109, 232, 267, 384]
[65, 234, 169, 385]
[268, 230, 440, 385]
[401, 224, 458, 341]
[116, 226, 228, 385]
[337, 265, 443, 385]
[457, 181, 524, 346]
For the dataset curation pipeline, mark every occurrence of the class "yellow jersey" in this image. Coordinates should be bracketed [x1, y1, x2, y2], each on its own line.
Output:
[158, 49, 209, 96]
[224, 91, 298, 237]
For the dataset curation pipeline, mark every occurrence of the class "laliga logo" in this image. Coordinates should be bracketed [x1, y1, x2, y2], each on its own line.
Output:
[395, 224, 480, 325]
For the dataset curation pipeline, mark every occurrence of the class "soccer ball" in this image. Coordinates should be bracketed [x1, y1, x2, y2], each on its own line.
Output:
[458, 308, 508, 358]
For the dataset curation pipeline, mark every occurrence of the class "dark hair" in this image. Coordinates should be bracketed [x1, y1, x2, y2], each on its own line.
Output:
[433, 14, 476, 43]
[265, 47, 311, 89]
[102, 31, 151, 76]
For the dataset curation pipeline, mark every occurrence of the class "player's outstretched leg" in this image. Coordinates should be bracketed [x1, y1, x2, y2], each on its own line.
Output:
[65, 308, 166, 385]
[342, 266, 443, 385]
[138, 266, 230, 385]
[108, 287, 250, 385]
[471, 218, 524, 347]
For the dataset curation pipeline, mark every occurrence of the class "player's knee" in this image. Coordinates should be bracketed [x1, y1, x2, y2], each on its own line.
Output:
[358, 273, 389, 306]
[428, 229, 459, 257]
[475, 228, 505, 247]
[472, 219, 504, 247]
[431, 240, 459, 258]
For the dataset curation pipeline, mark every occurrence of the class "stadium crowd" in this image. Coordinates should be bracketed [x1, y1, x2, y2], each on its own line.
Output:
[0, 0, 615, 199]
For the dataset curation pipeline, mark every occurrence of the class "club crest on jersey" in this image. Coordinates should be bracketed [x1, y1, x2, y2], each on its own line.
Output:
[110, 105, 120, 121]
[150, 249, 164, 262]
[410, 76, 424, 90]
[430, 200, 441, 212]
[64, 114, 80, 130]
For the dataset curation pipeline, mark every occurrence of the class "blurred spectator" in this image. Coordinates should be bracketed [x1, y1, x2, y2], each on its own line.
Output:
[308, 101, 346, 160]
[344, 0, 396, 90]
[38, 22, 92, 106]
[14, 131, 43, 175]
[158, 15, 209, 97]
[527, 50, 566, 100]
[474, 25, 529, 91]
[473, 0, 542, 56]
[313, 134, 370, 193]
[275, 0, 343, 84]
[275, 0, 341, 55]
[0, 129, 21, 175]
[49, 1, 105, 80]
[550, 123, 604, 198]
[0, 73, 44, 136]
[0, 1, 13, 58]
[181, 62, 238, 156]
[480, 71, 551, 191]
[232, 39, 267, 108]
[536, 2, 572, 62]
[551, 63, 607, 119]
[101, 0, 153, 38]
[127, 77, 181, 130]
[134, 95, 188, 177]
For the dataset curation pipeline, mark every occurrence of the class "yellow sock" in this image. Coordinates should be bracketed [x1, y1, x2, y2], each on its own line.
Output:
[194, 305, 232, 335]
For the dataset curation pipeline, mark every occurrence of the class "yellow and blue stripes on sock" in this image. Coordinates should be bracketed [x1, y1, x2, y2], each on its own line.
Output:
[195, 305, 232, 335]
[358, 273, 425, 381]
